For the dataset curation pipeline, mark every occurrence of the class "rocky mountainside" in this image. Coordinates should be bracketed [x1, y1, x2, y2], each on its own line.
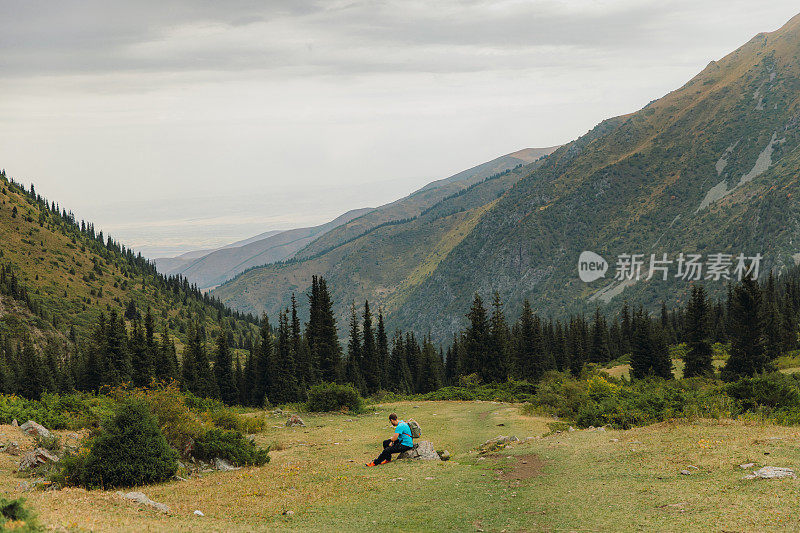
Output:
[215, 13, 800, 342]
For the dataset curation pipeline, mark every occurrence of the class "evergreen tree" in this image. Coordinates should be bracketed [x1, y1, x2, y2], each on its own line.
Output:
[361, 301, 379, 394]
[684, 285, 713, 378]
[271, 310, 300, 404]
[723, 277, 770, 379]
[417, 336, 443, 393]
[486, 292, 510, 382]
[345, 302, 365, 392]
[387, 331, 412, 393]
[102, 310, 132, 386]
[630, 310, 672, 379]
[588, 308, 610, 363]
[19, 337, 45, 399]
[214, 328, 238, 405]
[252, 314, 273, 407]
[376, 310, 389, 390]
[129, 318, 152, 387]
[464, 293, 489, 380]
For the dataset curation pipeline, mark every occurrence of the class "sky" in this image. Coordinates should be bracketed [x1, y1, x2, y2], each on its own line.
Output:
[1, 1, 798, 257]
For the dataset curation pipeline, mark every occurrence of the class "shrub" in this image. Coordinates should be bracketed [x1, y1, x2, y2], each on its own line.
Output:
[306, 382, 362, 413]
[0, 497, 43, 532]
[203, 409, 266, 434]
[58, 400, 178, 489]
[193, 428, 270, 466]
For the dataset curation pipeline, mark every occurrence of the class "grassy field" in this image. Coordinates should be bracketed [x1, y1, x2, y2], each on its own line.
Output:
[6, 401, 800, 531]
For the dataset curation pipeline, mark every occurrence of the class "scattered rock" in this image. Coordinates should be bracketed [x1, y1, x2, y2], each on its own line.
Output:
[476, 435, 520, 454]
[610, 439, 619, 443]
[568, 426, 575, 432]
[18, 448, 59, 472]
[437, 450, 451, 461]
[1, 442, 20, 456]
[739, 463, 756, 469]
[424, 476, 434, 480]
[272, 409, 284, 415]
[743, 466, 796, 480]
[214, 457, 239, 472]
[117, 491, 169, 514]
[194, 510, 205, 516]
[680, 470, 692, 476]
[286, 415, 306, 427]
[283, 510, 294, 516]
[20, 420, 52, 439]
[398, 440, 440, 461]
[11, 419, 18, 427]
[687, 465, 699, 470]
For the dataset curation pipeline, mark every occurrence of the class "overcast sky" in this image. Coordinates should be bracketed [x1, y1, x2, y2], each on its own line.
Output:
[1, 1, 798, 257]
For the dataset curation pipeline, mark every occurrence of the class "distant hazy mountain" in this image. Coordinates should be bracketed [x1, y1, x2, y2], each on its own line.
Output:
[215, 13, 800, 342]
[212, 145, 558, 326]
[155, 210, 371, 289]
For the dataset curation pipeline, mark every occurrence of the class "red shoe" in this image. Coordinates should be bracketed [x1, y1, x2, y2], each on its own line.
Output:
[380, 458, 391, 465]
[365, 462, 376, 467]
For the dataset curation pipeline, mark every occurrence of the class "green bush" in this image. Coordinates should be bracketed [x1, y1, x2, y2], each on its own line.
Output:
[203, 409, 266, 434]
[306, 382, 362, 413]
[0, 496, 43, 532]
[0, 393, 113, 430]
[58, 400, 178, 489]
[193, 428, 270, 466]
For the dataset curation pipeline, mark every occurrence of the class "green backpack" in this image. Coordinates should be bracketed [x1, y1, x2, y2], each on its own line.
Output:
[407, 419, 422, 439]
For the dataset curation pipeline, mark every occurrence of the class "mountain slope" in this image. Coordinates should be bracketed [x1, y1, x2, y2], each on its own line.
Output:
[0, 173, 258, 348]
[295, 147, 557, 259]
[391, 12, 800, 339]
[155, 208, 371, 290]
[212, 148, 555, 326]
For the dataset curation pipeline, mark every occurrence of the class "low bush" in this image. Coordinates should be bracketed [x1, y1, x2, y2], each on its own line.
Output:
[203, 409, 266, 434]
[0, 393, 113, 430]
[57, 400, 178, 489]
[418, 380, 537, 402]
[306, 382, 362, 413]
[193, 428, 270, 466]
[0, 496, 43, 532]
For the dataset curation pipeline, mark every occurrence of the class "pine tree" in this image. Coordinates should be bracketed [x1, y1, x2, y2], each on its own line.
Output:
[290, 294, 313, 387]
[417, 336, 443, 393]
[630, 310, 672, 379]
[361, 301, 379, 394]
[514, 299, 542, 381]
[589, 308, 610, 363]
[345, 302, 365, 392]
[387, 331, 413, 393]
[723, 277, 770, 379]
[376, 310, 389, 390]
[19, 337, 45, 399]
[129, 318, 152, 387]
[102, 310, 132, 386]
[684, 285, 713, 378]
[464, 293, 489, 380]
[486, 292, 509, 382]
[252, 314, 273, 407]
[214, 328, 238, 405]
[271, 310, 299, 404]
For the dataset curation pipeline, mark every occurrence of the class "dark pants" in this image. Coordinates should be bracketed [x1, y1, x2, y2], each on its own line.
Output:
[374, 438, 412, 464]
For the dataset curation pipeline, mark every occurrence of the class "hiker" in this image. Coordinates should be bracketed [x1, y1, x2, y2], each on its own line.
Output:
[366, 413, 413, 466]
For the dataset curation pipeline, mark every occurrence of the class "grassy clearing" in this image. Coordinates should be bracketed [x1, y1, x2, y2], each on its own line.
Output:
[6, 401, 800, 531]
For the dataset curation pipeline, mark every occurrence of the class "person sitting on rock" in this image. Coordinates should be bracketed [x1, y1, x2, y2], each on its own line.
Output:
[366, 413, 413, 466]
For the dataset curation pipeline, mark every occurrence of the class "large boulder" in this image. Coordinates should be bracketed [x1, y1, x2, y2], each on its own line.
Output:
[398, 440, 440, 461]
[743, 466, 796, 480]
[117, 491, 169, 513]
[20, 420, 52, 439]
[17, 447, 59, 472]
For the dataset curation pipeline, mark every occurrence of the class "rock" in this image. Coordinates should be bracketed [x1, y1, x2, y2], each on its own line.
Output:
[739, 462, 756, 469]
[1, 442, 20, 456]
[568, 426, 575, 432]
[20, 420, 51, 439]
[596, 427, 606, 432]
[117, 491, 169, 513]
[286, 415, 306, 427]
[398, 441, 440, 461]
[11, 419, 18, 427]
[214, 457, 239, 472]
[743, 466, 796, 480]
[437, 450, 451, 461]
[17, 448, 59, 472]
[610, 439, 619, 443]
[476, 435, 520, 454]
[680, 470, 692, 475]
[283, 510, 294, 516]
[194, 510, 205, 517]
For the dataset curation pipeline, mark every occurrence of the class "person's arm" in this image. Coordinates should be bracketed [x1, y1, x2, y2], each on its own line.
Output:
[389, 432, 399, 443]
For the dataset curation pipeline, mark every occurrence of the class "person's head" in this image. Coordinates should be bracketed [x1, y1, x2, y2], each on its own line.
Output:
[389, 413, 399, 427]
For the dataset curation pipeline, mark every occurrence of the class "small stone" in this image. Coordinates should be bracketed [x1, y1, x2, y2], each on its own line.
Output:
[437, 450, 451, 461]
[610, 439, 619, 443]
[424, 476, 434, 480]
[680, 470, 691, 475]
[286, 415, 306, 427]
[283, 510, 294, 516]
[687, 465, 699, 470]
[11, 419, 18, 427]
[18, 448, 59, 472]
[214, 457, 239, 472]
[739, 463, 756, 469]
[194, 510, 205, 517]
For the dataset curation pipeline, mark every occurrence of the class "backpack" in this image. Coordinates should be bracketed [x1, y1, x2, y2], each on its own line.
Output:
[407, 419, 422, 439]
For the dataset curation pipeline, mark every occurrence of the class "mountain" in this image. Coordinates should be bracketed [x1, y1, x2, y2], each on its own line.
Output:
[0, 174, 258, 349]
[154, 209, 371, 290]
[214, 13, 800, 343]
[212, 146, 558, 328]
